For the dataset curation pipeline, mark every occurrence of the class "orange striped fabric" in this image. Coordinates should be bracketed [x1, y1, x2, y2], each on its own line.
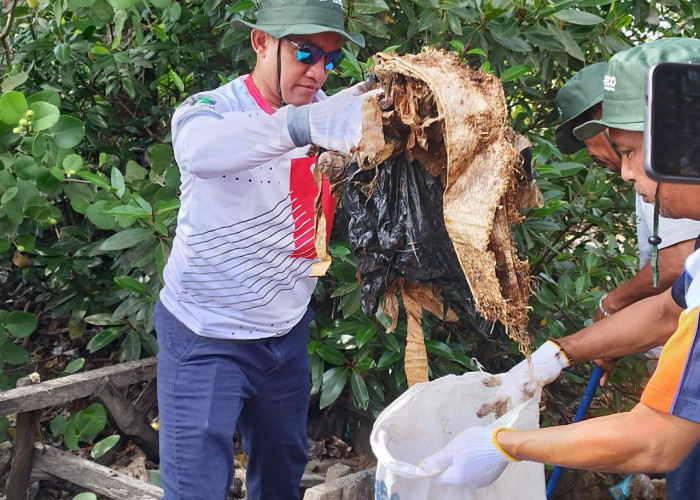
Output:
[641, 307, 700, 419]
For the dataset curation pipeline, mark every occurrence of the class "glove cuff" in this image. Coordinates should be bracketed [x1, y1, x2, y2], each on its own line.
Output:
[286, 104, 311, 147]
[491, 427, 520, 462]
[543, 339, 571, 368]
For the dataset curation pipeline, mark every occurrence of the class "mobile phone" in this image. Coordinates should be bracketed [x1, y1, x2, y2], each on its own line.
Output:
[644, 62, 700, 184]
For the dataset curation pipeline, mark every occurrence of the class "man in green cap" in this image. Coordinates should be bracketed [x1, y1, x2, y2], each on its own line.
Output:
[555, 62, 619, 170]
[153, 1, 380, 498]
[555, 63, 700, 377]
[418, 38, 700, 491]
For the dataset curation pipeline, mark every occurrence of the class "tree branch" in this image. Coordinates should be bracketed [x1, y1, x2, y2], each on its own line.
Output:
[0, 0, 19, 67]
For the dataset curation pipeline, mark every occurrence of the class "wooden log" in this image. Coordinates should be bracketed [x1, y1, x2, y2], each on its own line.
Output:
[95, 379, 160, 462]
[0, 358, 157, 415]
[6, 375, 41, 500]
[302, 467, 376, 500]
[32, 444, 163, 500]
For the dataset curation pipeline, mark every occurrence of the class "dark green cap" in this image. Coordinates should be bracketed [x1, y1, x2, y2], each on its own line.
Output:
[574, 38, 700, 140]
[554, 62, 607, 154]
[231, 0, 364, 47]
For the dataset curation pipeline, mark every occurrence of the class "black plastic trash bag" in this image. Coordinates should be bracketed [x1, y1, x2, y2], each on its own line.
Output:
[343, 156, 499, 336]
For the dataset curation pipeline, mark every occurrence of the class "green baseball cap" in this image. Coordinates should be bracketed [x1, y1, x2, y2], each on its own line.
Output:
[554, 62, 607, 154]
[231, 0, 365, 47]
[574, 38, 700, 141]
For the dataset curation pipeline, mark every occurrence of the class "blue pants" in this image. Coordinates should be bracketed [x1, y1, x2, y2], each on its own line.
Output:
[666, 439, 700, 500]
[154, 301, 312, 500]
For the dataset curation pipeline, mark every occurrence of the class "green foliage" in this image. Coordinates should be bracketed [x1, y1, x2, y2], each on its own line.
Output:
[91, 434, 121, 458]
[61, 357, 86, 375]
[48, 404, 120, 459]
[0, 310, 38, 372]
[0, 0, 697, 435]
[61, 402, 108, 450]
[72, 493, 98, 500]
[521, 140, 637, 338]
[0, 87, 167, 379]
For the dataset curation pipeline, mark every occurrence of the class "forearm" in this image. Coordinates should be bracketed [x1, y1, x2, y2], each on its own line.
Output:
[497, 403, 700, 473]
[173, 108, 300, 178]
[605, 239, 695, 312]
[559, 288, 682, 362]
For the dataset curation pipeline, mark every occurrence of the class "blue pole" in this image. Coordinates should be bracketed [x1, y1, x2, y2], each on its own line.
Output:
[545, 365, 604, 499]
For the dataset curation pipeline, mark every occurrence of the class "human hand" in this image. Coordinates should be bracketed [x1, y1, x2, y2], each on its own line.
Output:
[593, 358, 615, 386]
[419, 427, 517, 488]
[307, 82, 384, 155]
[477, 340, 570, 418]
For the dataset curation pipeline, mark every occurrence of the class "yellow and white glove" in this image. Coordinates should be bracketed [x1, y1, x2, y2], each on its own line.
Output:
[477, 340, 570, 418]
[287, 81, 383, 155]
[419, 427, 518, 488]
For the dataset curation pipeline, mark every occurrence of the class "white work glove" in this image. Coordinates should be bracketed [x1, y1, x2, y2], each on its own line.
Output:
[477, 340, 570, 418]
[419, 426, 518, 488]
[286, 81, 383, 155]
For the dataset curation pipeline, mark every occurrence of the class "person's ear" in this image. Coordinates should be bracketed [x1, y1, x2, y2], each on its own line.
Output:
[251, 29, 276, 58]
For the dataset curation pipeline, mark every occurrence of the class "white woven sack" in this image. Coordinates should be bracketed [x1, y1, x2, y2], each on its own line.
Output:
[370, 371, 546, 500]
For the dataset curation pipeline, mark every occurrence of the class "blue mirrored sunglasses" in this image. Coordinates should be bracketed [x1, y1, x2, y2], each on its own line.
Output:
[283, 37, 344, 71]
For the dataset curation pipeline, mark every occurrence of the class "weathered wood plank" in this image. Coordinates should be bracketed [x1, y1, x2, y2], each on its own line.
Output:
[32, 444, 163, 500]
[6, 376, 41, 500]
[0, 358, 157, 415]
[6, 411, 39, 500]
